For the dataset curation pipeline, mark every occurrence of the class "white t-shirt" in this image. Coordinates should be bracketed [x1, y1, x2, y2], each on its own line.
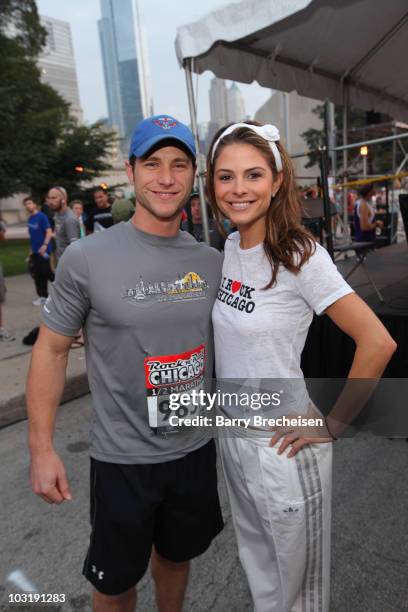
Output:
[212, 233, 354, 417]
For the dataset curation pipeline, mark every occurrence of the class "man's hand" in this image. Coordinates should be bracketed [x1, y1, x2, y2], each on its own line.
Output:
[38, 244, 47, 257]
[30, 449, 72, 504]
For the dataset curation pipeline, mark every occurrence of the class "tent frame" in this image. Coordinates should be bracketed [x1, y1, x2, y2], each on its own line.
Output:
[183, 56, 408, 258]
[185, 59, 211, 244]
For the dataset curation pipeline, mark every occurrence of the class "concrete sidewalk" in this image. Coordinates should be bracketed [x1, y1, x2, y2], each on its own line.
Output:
[0, 274, 89, 428]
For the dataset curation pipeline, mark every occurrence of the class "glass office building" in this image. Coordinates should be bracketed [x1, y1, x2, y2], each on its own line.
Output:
[39, 16, 83, 122]
[98, 0, 143, 151]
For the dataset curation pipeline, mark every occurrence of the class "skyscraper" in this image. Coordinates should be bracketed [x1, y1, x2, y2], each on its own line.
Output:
[227, 82, 246, 123]
[209, 78, 246, 126]
[209, 78, 228, 127]
[98, 0, 147, 151]
[38, 16, 83, 122]
[207, 78, 247, 151]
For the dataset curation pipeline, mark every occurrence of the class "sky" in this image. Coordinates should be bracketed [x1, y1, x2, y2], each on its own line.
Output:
[36, 0, 271, 126]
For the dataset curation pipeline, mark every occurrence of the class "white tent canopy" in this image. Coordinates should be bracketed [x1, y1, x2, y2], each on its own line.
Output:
[176, 0, 408, 122]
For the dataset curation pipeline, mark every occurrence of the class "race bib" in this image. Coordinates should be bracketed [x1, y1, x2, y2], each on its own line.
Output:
[144, 344, 206, 434]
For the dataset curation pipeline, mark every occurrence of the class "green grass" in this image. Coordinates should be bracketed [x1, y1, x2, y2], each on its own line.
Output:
[0, 239, 30, 276]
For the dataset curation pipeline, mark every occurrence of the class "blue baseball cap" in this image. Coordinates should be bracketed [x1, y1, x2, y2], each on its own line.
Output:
[129, 115, 196, 159]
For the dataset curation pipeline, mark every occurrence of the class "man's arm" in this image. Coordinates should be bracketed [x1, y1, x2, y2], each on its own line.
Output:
[27, 240, 90, 502]
[38, 227, 53, 257]
[27, 325, 75, 504]
[65, 215, 80, 244]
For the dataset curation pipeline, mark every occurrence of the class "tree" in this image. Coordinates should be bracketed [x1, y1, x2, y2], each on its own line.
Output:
[0, 0, 66, 197]
[31, 121, 118, 199]
[0, 38, 71, 196]
[0, 0, 47, 56]
[0, 0, 116, 200]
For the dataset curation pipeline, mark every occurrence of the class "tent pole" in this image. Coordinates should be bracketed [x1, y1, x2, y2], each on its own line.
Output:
[283, 93, 291, 152]
[184, 58, 210, 245]
[342, 87, 349, 240]
[391, 123, 397, 221]
[324, 100, 330, 165]
[320, 147, 334, 259]
[326, 100, 336, 177]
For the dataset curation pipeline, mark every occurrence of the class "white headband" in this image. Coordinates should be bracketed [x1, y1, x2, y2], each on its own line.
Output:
[211, 123, 283, 172]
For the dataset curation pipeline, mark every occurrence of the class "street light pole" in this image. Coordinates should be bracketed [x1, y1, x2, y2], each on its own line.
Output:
[360, 146, 368, 178]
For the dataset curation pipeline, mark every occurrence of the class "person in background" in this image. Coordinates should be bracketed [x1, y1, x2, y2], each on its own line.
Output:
[67, 199, 88, 348]
[354, 183, 383, 242]
[181, 208, 188, 224]
[306, 184, 320, 199]
[86, 187, 114, 233]
[41, 197, 55, 230]
[46, 186, 80, 261]
[0, 214, 6, 241]
[302, 184, 321, 240]
[70, 200, 87, 238]
[347, 190, 357, 215]
[0, 258, 15, 342]
[41, 194, 56, 265]
[182, 191, 225, 251]
[111, 198, 135, 224]
[23, 196, 54, 306]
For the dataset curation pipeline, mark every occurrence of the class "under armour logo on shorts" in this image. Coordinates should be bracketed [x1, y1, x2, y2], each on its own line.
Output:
[92, 565, 104, 580]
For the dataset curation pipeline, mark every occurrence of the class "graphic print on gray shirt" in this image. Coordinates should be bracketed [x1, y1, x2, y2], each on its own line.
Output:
[42, 221, 222, 464]
[54, 208, 80, 259]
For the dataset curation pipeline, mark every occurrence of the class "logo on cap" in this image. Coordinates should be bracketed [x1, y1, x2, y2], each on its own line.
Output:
[153, 117, 178, 130]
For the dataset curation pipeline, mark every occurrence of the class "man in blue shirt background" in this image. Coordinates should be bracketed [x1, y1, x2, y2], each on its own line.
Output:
[23, 196, 55, 305]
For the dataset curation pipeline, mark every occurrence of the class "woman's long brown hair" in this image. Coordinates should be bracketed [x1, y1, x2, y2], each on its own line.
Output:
[206, 121, 316, 289]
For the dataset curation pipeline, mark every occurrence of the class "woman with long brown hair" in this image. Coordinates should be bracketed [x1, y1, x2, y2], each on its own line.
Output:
[207, 121, 396, 612]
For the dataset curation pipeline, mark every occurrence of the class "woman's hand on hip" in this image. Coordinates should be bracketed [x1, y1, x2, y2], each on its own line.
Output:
[268, 411, 334, 457]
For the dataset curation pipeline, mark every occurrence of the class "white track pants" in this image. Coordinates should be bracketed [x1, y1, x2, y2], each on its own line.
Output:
[220, 428, 332, 612]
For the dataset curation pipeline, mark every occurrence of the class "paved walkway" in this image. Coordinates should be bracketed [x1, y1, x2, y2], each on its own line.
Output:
[0, 274, 88, 427]
[1, 395, 407, 611]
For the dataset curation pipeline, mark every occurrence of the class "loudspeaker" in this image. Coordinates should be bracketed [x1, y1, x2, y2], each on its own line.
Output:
[399, 194, 408, 245]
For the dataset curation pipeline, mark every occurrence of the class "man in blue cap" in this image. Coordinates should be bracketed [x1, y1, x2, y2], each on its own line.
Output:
[27, 115, 224, 611]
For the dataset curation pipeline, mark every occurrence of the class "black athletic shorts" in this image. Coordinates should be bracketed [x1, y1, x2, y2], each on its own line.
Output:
[82, 440, 224, 595]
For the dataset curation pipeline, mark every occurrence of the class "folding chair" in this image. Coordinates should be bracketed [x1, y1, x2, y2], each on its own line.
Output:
[333, 241, 384, 302]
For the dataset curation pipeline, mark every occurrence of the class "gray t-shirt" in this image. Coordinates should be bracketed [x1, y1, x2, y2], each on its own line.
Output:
[42, 221, 222, 464]
[54, 208, 80, 259]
